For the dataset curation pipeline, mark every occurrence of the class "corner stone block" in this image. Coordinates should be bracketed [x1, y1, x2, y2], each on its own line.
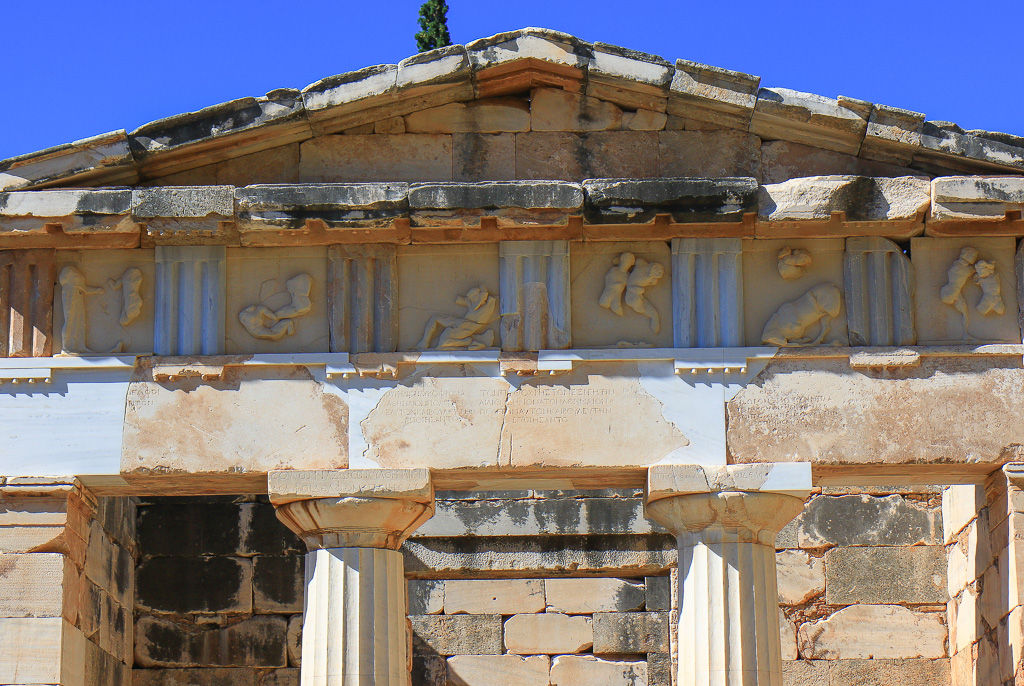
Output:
[843, 236, 915, 345]
[327, 244, 397, 353]
[0, 248, 55, 356]
[671, 238, 743, 347]
[499, 240, 570, 350]
[154, 245, 226, 355]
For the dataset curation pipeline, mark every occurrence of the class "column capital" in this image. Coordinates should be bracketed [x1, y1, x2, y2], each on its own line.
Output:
[1003, 462, 1024, 488]
[645, 463, 811, 542]
[269, 468, 434, 550]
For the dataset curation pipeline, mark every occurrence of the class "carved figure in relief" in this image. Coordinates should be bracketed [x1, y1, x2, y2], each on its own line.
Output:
[761, 283, 843, 347]
[973, 260, 1004, 316]
[777, 247, 812, 280]
[940, 247, 979, 331]
[107, 268, 143, 326]
[599, 252, 666, 333]
[417, 286, 498, 350]
[59, 267, 103, 353]
[239, 273, 314, 341]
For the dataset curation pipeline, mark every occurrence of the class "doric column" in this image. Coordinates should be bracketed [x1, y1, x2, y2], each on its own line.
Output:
[269, 469, 435, 686]
[645, 464, 811, 686]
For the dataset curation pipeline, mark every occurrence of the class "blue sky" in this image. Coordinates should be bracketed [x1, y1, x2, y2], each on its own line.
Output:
[3, 0, 1022, 161]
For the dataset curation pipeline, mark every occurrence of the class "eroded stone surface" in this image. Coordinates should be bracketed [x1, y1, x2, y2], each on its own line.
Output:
[797, 605, 946, 660]
[504, 613, 593, 654]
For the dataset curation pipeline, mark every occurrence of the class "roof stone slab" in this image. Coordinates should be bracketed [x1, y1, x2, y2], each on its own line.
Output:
[3, 28, 1023, 191]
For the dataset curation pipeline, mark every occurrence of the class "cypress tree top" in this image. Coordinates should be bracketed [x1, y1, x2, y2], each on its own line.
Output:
[416, 0, 451, 52]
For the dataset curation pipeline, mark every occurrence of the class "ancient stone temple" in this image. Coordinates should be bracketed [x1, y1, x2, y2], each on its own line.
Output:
[4, 26, 1024, 686]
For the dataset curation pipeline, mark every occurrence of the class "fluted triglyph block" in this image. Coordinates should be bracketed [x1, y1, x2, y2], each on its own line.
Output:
[646, 465, 810, 686]
[154, 245, 225, 355]
[843, 237, 915, 346]
[328, 245, 398, 353]
[499, 241, 570, 351]
[302, 547, 407, 686]
[671, 238, 743, 348]
[0, 249, 55, 357]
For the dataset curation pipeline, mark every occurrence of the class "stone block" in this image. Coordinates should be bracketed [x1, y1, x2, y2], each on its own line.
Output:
[515, 132, 659, 180]
[135, 615, 288, 668]
[545, 578, 645, 614]
[911, 236, 1021, 344]
[780, 611, 798, 661]
[761, 140, 918, 184]
[647, 653, 672, 686]
[592, 611, 669, 654]
[259, 669, 299, 686]
[137, 503, 245, 557]
[447, 655, 550, 686]
[417, 497, 658, 537]
[827, 658, 950, 685]
[405, 99, 531, 133]
[453, 133, 515, 181]
[781, 659, 827, 685]
[825, 546, 946, 605]
[409, 614, 503, 656]
[647, 463, 813, 500]
[645, 576, 671, 611]
[403, 534, 676, 577]
[931, 176, 1024, 223]
[408, 579, 444, 615]
[860, 104, 925, 166]
[797, 605, 946, 659]
[587, 43, 673, 112]
[0, 129, 136, 191]
[444, 579, 544, 615]
[549, 655, 647, 686]
[0, 553, 66, 617]
[659, 130, 761, 179]
[531, 88, 622, 131]
[919, 123, 1024, 174]
[299, 134, 453, 183]
[286, 615, 301, 667]
[240, 502, 305, 556]
[0, 616, 66, 683]
[943, 485, 984, 543]
[788, 494, 942, 548]
[84, 519, 132, 600]
[0, 525, 65, 553]
[253, 556, 303, 613]
[668, 59, 760, 130]
[750, 88, 868, 155]
[583, 177, 757, 225]
[758, 175, 930, 223]
[413, 653, 447, 686]
[132, 668, 257, 685]
[776, 550, 825, 605]
[671, 237, 745, 348]
[136, 557, 253, 614]
[504, 613, 593, 654]
[410, 181, 582, 230]
[623, 109, 668, 130]
[468, 28, 590, 98]
[234, 183, 409, 237]
[267, 469, 432, 505]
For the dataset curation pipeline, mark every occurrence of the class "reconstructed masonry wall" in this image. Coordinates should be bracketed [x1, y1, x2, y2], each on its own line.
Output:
[127, 487, 950, 686]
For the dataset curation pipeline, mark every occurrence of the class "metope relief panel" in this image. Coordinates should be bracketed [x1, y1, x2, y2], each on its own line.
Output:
[912, 237, 1020, 344]
[397, 244, 500, 352]
[742, 239, 848, 347]
[225, 247, 329, 354]
[570, 241, 671, 348]
[54, 250, 155, 355]
[0, 249, 55, 357]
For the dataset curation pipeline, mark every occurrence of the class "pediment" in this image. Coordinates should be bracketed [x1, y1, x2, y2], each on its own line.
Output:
[1, 27, 1022, 192]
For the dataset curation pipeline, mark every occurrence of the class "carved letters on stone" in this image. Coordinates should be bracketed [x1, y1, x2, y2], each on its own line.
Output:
[417, 286, 498, 350]
[59, 265, 144, 354]
[239, 273, 314, 341]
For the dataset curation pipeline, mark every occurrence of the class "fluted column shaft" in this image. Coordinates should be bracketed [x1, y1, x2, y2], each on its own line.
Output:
[645, 466, 810, 686]
[270, 469, 434, 686]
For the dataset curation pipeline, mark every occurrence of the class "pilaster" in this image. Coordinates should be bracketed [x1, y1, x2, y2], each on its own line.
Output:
[269, 469, 435, 686]
[0, 249, 55, 357]
[154, 245, 225, 355]
[645, 464, 811, 686]
[499, 240, 571, 351]
[671, 238, 744, 348]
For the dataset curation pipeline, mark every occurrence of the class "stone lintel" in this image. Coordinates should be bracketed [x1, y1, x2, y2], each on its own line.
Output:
[268, 468, 433, 505]
[646, 463, 812, 503]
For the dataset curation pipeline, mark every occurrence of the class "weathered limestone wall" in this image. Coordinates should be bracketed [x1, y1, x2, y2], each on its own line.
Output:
[129, 488, 950, 686]
[0, 479, 135, 686]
